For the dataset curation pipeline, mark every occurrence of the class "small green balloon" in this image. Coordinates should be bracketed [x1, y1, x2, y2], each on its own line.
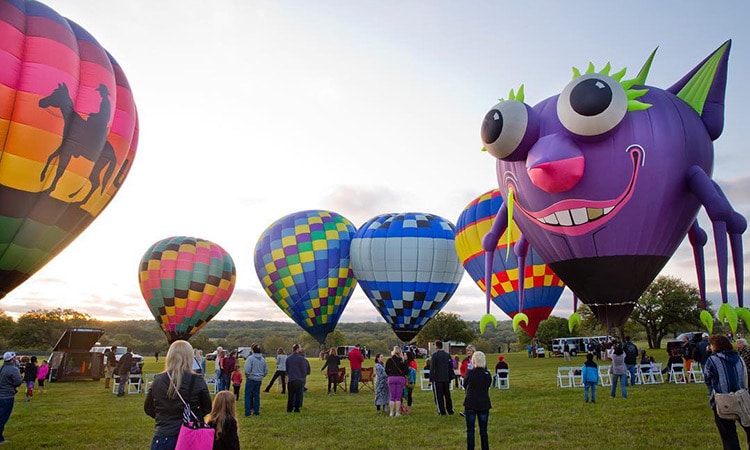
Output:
[568, 313, 582, 333]
[719, 303, 738, 333]
[700, 310, 714, 333]
[480, 314, 498, 334]
[735, 307, 750, 331]
[512, 313, 529, 332]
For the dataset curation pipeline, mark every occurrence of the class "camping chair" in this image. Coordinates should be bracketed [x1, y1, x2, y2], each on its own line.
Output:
[419, 369, 431, 391]
[557, 367, 572, 388]
[359, 367, 375, 391]
[688, 362, 704, 383]
[637, 364, 653, 385]
[333, 367, 348, 392]
[496, 369, 509, 390]
[598, 365, 612, 386]
[669, 363, 687, 384]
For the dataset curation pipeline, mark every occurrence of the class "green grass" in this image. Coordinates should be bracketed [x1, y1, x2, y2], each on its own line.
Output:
[3, 350, 740, 449]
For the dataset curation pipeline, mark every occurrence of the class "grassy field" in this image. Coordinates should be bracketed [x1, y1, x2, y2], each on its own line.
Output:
[3, 348, 741, 449]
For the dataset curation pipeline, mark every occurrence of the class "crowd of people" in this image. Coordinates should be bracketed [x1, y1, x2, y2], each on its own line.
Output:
[9, 332, 750, 449]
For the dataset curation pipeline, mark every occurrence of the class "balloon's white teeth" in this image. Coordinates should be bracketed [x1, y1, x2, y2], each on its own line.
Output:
[537, 206, 615, 226]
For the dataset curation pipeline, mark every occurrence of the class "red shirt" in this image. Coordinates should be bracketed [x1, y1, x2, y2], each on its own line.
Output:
[348, 348, 364, 370]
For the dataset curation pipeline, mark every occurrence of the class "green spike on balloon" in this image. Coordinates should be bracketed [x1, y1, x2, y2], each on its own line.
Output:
[700, 310, 714, 333]
[718, 303, 738, 333]
[735, 307, 750, 331]
[568, 313, 582, 333]
[479, 313, 498, 334]
[512, 312, 529, 332]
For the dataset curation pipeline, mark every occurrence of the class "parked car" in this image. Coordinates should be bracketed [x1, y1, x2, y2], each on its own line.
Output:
[665, 331, 703, 356]
[205, 351, 218, 361]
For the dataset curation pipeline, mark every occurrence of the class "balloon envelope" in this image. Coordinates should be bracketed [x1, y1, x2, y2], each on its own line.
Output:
[254, 210, 357, 345]
[455, 189, 564, 336]
[139, 237, 236, 343]
[0, 0, 138, 298]
[351, 212, 464, 342]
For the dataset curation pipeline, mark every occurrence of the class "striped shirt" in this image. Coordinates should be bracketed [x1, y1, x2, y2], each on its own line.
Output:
[704, 351, 747, 408]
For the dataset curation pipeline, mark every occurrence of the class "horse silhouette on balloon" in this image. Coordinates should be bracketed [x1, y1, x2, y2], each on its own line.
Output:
[38, 82, 124, 205]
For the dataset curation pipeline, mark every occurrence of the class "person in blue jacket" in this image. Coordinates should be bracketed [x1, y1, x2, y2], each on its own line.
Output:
[582, 353, 599, 403]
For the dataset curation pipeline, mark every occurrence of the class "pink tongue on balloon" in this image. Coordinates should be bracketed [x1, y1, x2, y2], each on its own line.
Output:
[528, 156, 585, 193]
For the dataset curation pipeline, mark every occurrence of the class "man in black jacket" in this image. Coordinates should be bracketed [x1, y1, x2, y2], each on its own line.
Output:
[429, 341, 454, 415]
[116, 348, 134, 397]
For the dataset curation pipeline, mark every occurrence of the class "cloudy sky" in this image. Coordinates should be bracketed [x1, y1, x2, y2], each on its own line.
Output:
[2, 1, 749, 330]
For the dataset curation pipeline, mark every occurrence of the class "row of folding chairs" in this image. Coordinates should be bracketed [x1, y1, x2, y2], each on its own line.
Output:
[558, 362, 703, 387]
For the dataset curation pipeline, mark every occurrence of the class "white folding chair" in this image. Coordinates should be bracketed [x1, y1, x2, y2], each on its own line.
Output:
[128, 374, 142, 394]
[650, 363, 664, 384]
[598, 365, 611, 386]
[496, 369, 509, 390]
[112, 374, 121, 394]
[557, 367, 572, 388]
[670, 363, 687, 384]
[419, 369, 432, 391]
[637, 364, 653, 385]
[571, 368, 584, 387]
[144, 374, 155, 393]
[204, 375, 218, 394]
[689, 362, 704, 383]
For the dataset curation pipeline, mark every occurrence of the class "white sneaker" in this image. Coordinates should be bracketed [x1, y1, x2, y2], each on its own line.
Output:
[395, 413, 401, 417]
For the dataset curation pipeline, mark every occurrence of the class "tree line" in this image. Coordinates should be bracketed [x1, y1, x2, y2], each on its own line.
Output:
[0, 275, 721, 356]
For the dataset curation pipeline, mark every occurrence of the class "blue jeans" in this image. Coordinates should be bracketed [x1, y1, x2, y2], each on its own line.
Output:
[150, 435, 177, 450]
[465, 409, 489, 450]
[219, 373, 231, 391]
[350, 369, 361, 393]
[245, 379, 262, 416]
[0, 397, 15, 442]
[611, 373, 627, 398]
[584, 381, 597, 402]
[626, 364, 638, 386]
[117, 372, 129, 395]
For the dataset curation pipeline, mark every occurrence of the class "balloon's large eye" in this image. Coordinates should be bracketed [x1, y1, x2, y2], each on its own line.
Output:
[557, 74, 627, 136]
[481, 101, 538, 161]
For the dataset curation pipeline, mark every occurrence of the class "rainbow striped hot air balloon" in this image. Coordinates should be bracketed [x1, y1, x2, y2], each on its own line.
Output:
[0, 0, 138, 299]
[139, 237, 236, 343]
[254, 210, 357, 345]
[351, 213, 464, 342]
[455, 189, 564, 336]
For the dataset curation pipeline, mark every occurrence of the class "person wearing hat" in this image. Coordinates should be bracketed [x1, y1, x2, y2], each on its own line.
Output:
[0, 352, 23, 444]
[347, 344, 364, 393]
[494, 355, 509, 388]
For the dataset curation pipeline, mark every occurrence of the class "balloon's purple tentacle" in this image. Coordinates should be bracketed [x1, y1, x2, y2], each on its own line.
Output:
[483, 203, 509, 314]
[688, 166, 747, 306]
[688, 220, 708, 310]
[514, 234, 529, 312]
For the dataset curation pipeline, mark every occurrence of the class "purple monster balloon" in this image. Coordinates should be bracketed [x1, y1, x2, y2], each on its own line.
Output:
[479, 41, 746, 331]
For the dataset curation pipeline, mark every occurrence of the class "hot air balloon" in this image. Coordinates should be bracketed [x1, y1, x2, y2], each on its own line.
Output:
[0, 0, 138, 299]
[139, 237, 236, 343]
[455, 189, 564, 336]
[479, 41, 746, 330]
[350, 213, 464, 342]
[254, 210, 357, 345]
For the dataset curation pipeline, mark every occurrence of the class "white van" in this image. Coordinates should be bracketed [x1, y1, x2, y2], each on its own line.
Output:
[550, 336, 611, 356]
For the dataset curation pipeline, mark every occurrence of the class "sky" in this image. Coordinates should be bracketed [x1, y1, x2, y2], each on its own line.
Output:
[2, 1, 750, 330]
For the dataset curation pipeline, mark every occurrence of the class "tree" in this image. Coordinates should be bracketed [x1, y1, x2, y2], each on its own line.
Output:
[629, 275, 704, 349]
[324, 330, 347, 348]
[10, 308, 95, 350]
[535, 316, 571, 346]
[415, 312, 475, 345]
[0, 310, 14, 349]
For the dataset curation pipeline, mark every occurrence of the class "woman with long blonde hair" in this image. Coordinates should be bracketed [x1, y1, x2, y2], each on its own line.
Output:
[145, 340, 212, 450]
[385, 346, 408, 417]
[206, 390, 240, 449]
